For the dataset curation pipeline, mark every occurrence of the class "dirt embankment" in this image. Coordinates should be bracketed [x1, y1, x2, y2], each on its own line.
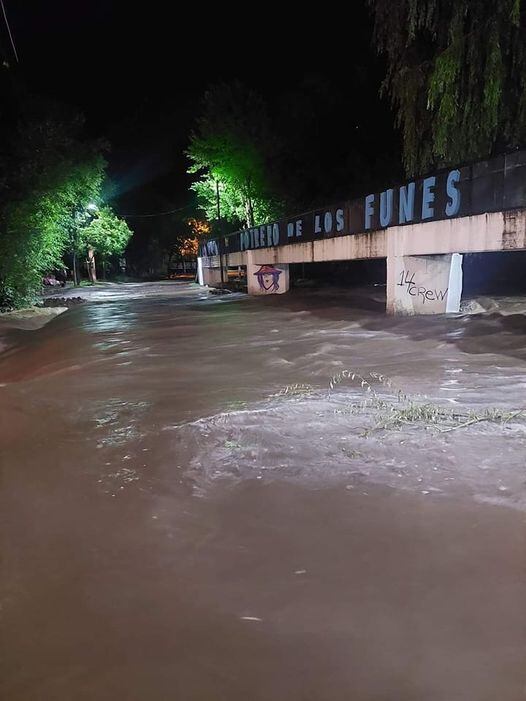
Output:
[0, 306, 69, 331]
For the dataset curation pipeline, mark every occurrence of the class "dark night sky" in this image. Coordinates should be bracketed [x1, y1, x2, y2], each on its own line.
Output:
[2, 1, 397, 216]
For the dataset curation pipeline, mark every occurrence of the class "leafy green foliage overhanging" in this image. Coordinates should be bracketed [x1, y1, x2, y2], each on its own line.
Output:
[78, 207, 132, 259]
[369, 0, 526, 175]
[187, 82, 282, 230]
[0, 109, 133, 309]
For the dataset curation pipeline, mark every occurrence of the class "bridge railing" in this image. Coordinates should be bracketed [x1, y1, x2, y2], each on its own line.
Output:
[199, 149, 526, 259]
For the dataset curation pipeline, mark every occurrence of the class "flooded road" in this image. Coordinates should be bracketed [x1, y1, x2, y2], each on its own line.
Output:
[1, 282, 526, 700]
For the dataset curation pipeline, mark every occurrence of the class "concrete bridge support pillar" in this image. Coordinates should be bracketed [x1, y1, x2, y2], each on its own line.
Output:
[246, 251, 289, 295]
[386, 253, 463, 314]
[197, 257, 204, 286]
[197, 257, 228, 287]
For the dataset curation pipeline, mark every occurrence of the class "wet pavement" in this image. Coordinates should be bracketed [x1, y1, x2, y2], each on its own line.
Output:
[1, 281, 525, 700]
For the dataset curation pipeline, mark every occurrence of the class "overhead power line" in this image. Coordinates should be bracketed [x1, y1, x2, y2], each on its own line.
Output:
[1, 0, 19, 63]
[120, 204, 195, 218]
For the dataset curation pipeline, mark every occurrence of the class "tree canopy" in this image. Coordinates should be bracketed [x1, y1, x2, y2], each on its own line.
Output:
[0, 100, 133, 309]
[187, 82, 281, 230]
[78, 206, 132, 259]
[369, 0, 526, 175]
[186, 74, 401, 234]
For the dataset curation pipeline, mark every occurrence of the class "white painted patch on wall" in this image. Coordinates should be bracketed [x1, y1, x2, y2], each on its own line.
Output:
[446, 253, 463, 313]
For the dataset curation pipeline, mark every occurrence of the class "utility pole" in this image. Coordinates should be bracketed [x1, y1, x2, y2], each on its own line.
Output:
[216, 180, 225, 287]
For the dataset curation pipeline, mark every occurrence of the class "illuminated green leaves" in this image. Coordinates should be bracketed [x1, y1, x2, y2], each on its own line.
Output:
[370, 0, 526, 175]
[78, 207, 132, 258]
[0, 114, 130, 308]
[187, 82, 281, 230]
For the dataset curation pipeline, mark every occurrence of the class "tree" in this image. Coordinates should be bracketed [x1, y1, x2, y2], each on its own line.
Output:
[77, 207, 132, 281]
[155, 218, 201, 275]
[369, 0, 526, 175]
[0, 110, 107, 307]
[187, 82, 281, 230]
[0, 102, 134, 308]
[175, 218, 201, 270]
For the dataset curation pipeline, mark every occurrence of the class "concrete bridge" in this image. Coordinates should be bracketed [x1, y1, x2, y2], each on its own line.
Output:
[197, 150, 526, 314]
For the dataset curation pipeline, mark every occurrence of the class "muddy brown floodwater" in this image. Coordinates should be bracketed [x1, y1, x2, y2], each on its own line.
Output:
[1, 281, 526, 700]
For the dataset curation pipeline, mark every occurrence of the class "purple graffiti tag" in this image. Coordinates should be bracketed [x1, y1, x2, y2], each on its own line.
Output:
[254, 265, 282, 292]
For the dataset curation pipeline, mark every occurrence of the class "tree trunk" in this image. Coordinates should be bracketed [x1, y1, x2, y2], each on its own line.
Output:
[87, 247, 97, 283]
[244, 197, 255, 228]
[245, 177, 255, 227]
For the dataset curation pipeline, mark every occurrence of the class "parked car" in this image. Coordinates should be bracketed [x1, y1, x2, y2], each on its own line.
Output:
[43, 269, 67, 287]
